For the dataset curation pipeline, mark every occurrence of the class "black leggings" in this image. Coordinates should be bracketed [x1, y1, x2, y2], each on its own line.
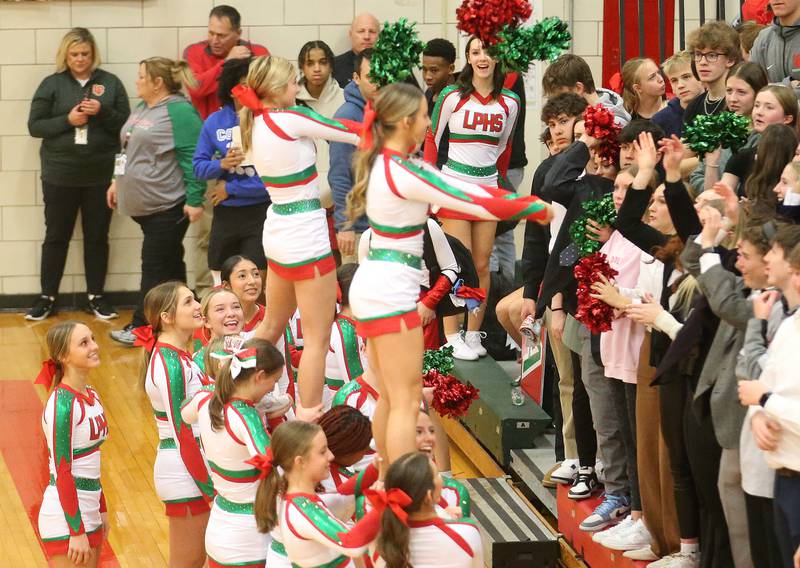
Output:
[659, 378, 700, 539]
[684, 392, 734, 568]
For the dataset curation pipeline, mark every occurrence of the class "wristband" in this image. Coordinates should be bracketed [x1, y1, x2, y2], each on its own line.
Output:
[759, 392, 772, 407]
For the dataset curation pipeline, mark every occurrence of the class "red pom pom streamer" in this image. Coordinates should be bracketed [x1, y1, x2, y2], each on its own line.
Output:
[574, 252, 618, 334]
[583, 104, 621, 140]
[456, 0, 533, 46]
[422, 369, 480, 418]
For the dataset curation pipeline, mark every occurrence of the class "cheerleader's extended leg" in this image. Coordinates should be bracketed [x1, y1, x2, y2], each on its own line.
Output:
[441, 219, 472, 339]
[368, 324, 424, 463]
[256, 270, 297, 345]
[466, 220, 496, 331]
[294, 269, 337, 415]
[169, 511, 209, 568]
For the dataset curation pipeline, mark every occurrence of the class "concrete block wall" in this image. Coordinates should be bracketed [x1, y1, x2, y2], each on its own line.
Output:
[0, 0, 717, 302]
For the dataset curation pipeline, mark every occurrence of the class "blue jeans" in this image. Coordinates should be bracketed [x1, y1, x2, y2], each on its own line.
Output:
[490, 167, 524, 277]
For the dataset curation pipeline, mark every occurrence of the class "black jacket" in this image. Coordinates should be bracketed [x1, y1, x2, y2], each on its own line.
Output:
[535, 141, 613, 317]
[28, 68, 130, 186]
[521, 156, 555, 300]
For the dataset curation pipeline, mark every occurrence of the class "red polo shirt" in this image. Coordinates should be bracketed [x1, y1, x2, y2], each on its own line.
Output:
[183, 40, 269, 119]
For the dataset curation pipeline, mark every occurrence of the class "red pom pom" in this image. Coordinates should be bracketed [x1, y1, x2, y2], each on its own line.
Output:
[422, 369, 480, 418]
[583, 105, 622, 141]
[573, 252, 618, 334]
[456, 0, 533, 45]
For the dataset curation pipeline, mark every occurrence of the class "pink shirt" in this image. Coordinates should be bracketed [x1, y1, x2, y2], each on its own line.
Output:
[599, 231, 645, 383]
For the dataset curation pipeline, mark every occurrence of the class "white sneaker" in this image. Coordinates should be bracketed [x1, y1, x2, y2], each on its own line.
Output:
[601, 518, 653, 551]
[549, 458, 579, 484]
[446, 333, 479, 361]
[623, 545, 659, 561]
[648, 552, 699, 567]
[592, 515, 634, 544]
[464, 331, 487, 357]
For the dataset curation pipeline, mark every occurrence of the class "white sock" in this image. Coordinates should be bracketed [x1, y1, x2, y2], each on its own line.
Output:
[680, 542, 699, 554]
[446, 333, 460, 343]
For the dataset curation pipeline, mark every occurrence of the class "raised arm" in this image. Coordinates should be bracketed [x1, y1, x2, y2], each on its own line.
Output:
[496, 90, 520, 179]
[390, 157, 551, 224]
[277, 106, 360, 145]
[541, 140, 592, 206]
[154, 349, 214, 501]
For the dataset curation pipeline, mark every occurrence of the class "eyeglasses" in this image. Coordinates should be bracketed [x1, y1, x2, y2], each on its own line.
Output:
[693, 51, 723, 63]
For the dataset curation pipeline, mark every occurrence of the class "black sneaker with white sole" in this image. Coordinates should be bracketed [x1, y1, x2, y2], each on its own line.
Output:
[568, 466, 599, 500]
[86, 295, 119, 319]
[25, 295, 55, 321]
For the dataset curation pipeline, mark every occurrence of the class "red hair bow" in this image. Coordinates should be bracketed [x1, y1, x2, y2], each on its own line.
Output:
[231, 84, 264, 115]
[358, 102, 377, 151]
[365, 488, 412, 525]
[132, 325, 156, 351]
[35, 359, 58, 389]
[246, 448, 274, 479]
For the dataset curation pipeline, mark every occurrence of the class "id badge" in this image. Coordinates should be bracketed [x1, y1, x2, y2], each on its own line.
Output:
[114, 153, 127, 176]
[74, 126, 88, 145]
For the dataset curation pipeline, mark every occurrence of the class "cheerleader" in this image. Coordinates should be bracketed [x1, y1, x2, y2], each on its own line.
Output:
[252, 421, 381, 568]
[220, 255, 265, 332]
[423, 36, 520, 358]
[416, 410, 470, 518]
[193, 288, 245, 371]
[141, 281, 214, 567]
[181, 338, 285, 568]
[37, 321, 108, 567]
[346, 83, 551, 462]
[235, 56, 361, 421]
[318, 405, 373, 491]
[373, 452, 483, 568]
[324, 264, 368, 408]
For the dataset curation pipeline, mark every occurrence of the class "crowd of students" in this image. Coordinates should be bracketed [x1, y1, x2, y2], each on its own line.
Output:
[26, 2, 800, 568]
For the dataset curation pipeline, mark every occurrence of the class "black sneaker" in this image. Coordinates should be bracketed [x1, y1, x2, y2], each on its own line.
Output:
[25, 295, 55, 321]
[86, 295, 118, 320]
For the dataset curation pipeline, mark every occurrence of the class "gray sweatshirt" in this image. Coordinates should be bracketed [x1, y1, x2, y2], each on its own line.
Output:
[750, 16, 800, 97]
[116, 94, 204, 218]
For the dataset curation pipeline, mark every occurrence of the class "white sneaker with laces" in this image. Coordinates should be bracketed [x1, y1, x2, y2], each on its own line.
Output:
[464, 331, 487, 357]
[649, 552, 699, 568]
[592, 515, 634, 544]
[550, 458, 579, 484]
[446, 333, 479, 361]
[601, 518, 653, 551]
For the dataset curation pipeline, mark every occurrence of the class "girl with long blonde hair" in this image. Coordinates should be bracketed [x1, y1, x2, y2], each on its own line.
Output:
[236, 55, 361, 421]
[346, 82, 551, 463]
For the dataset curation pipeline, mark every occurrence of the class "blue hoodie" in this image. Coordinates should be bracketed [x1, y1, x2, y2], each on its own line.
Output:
[329, 81, 368, 232]
[192, 104, 269, 207]
[651, 97, 685, 139]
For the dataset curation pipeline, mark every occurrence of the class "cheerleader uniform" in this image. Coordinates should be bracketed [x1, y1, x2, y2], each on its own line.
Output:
[279, 492, 374, 568]
[248, 107, 359, 280]
[242, 303, 266, 332]
[38, 384, 108, 557]
[371, 517, 483, 568]
[145, 342, 214, 515]
[182, 390, 271, 568]
[349, 150, 548, 338]
[439, 477, 471, 518]
[323, 313, 368, 408]
[424, 85, 520, 219]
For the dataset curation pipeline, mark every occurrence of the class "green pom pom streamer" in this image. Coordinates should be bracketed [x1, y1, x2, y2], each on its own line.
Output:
[491, 17, 571, 71]
[369, 18, 425, 88]
[684, 111, 750, 155]
[423, 346, 455, 375]
[569, 194, 617, 257]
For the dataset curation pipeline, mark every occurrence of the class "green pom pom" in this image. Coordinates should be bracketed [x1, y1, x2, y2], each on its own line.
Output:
[369, 18, 425, 88]
[423, 346, 455, 375]
[569, 194, 617, 257]
[684, 111, 751, 155]
[491, 17, 571, 72]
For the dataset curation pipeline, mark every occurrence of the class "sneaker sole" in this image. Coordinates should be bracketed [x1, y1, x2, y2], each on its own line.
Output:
[85, 306, 119, 320]
[24, 312, 52, 321]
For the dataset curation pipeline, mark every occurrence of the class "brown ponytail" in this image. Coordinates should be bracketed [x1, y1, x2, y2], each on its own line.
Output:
[254, 421, 322, 532]
[345, 83, 425, 226]
[139, 281, 184, 388]
[377, 452, 436, 568]
[209, 337, 284, 431]
[45, 321, 81, 388]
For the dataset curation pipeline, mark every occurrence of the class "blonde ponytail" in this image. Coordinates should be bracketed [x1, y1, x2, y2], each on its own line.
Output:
[344, 83, 424, 226]
[237, 55, 296, 154]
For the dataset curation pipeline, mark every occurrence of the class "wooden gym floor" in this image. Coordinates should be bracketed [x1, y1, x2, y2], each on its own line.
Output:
[0, 311, 480, 567]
